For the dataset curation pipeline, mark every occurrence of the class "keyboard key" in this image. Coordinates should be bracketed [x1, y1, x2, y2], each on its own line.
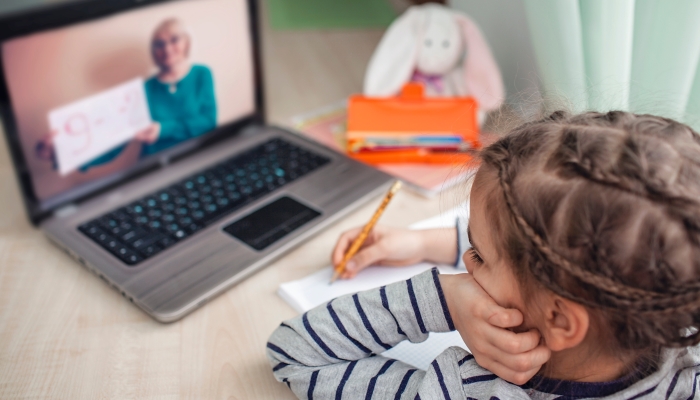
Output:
[148, 220, 162, 229]
[80, 224, 100, 237]
[192, 210, 205, 220]
[141, 244, 161, 257]
[132, 234, 162, 249]
[106, 239, 120, 250]
[159, 237, 175, 248]
[78, 138, 330, 266]
[121, 227, 147, 243]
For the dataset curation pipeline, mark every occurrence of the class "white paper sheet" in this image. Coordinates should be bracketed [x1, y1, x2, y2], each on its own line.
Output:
[49, 78, 152, 175]
[277, 205, 471, 370]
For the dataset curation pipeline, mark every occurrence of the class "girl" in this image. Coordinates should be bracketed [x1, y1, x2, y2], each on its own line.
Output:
[267, 111, 700, 399]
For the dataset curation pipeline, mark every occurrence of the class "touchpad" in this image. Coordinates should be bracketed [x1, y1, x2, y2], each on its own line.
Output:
[223, 196, 321, 251]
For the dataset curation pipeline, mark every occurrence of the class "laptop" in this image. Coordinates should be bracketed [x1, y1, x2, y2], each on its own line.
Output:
[0, 0, 392, 322]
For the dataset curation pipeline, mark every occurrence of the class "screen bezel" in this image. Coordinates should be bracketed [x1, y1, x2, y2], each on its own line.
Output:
[0, 0, 265, 225]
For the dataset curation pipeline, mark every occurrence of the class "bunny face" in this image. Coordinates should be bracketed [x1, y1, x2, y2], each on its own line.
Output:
[415, 9, 463, 76]
[364, 4, 504, 111]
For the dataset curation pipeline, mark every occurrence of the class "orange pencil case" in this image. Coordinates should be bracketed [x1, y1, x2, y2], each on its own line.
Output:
[346, 82, 480, 165]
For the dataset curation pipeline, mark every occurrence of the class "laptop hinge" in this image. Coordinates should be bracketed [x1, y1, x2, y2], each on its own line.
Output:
[54, 204, 78, 219]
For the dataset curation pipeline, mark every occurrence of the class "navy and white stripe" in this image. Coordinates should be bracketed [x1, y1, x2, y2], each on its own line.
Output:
[268, 268, 700, 400]
[327, 301, 372, 354]
[307, 370, 319, 400]
[365, 359, 397, 399]
[395, 369, 418, 400]
[267, 342, 299, 364]
[432, 268, 455, 331]
[406, 279, 427, 334]
[335, 360, 357, 400]
[431, 360, 452, 400]
[353, 293, 392, 350]
[303, 312, 343, 360]
[381, 286, 406, 336]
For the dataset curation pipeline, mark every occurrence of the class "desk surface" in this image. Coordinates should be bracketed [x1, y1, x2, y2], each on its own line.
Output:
[0, 7, 467, 400]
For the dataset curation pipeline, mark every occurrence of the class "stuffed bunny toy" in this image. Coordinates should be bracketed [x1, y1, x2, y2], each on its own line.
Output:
[364, 3, 505, 112]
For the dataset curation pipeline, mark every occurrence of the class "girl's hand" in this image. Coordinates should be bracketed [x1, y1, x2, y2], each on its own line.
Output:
[134, 123, 161, 144]
[332, 226, 427, 279]
[440, 273, 551, 385]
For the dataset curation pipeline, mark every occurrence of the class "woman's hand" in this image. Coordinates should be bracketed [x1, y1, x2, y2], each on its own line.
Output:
[439, 273, 551, 385]
[35, 130, 58, 161]
[134, 122, 161, 144]
[332, 226, 431, 279]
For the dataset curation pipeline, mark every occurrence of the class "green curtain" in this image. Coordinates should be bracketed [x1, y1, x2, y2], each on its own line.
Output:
[523, 0, 700, 129]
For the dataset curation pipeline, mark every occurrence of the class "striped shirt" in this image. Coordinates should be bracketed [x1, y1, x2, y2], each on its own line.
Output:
[266, 267, 700, 399]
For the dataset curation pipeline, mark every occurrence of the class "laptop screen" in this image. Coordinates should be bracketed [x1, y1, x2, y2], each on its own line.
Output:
[1, 0, 256, 208]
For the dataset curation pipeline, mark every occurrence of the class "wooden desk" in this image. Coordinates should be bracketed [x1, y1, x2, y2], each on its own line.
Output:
[0, 9, 464, 400]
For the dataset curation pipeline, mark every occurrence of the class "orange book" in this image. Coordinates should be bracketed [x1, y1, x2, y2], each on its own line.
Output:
[346, 83, 480, 164]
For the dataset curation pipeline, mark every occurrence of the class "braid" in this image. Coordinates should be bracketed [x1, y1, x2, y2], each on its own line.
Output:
[496, 156, 700, 314]
[481, 110, 700, 349]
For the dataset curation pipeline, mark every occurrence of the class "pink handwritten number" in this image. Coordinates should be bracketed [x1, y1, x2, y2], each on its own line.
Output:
[64, 113, 91, 155]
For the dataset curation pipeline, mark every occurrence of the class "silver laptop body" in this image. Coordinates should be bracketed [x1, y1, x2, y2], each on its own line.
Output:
[0, 0, 392, 322]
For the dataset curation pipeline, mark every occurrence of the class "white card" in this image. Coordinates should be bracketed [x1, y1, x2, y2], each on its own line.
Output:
[49, 78, 152, 175]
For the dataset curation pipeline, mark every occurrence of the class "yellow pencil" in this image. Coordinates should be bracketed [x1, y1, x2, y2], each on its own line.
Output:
[330, 180, 402, 284]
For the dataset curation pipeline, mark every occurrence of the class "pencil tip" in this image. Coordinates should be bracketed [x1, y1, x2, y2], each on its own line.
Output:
[330, 270, 340, 285]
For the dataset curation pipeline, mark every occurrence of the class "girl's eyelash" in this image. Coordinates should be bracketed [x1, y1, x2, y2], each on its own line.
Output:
[468, 249, 483, 264]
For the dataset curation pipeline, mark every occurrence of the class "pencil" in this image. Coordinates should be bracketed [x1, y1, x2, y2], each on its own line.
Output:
[330, 180, 402, 284]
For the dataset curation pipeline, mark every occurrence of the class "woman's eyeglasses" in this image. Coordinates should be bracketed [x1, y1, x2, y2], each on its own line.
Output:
[153, 35, 183, 50]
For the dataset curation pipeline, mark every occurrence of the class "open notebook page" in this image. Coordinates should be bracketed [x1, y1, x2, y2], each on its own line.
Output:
[278, 204, 470, 370]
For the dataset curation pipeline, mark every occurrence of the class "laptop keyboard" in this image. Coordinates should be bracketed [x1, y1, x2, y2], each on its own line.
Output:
[78, 138, 330, 266]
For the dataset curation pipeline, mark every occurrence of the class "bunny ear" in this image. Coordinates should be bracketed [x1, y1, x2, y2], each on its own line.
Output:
[364, 8, 424, 96]
[453, 13, 504, 111]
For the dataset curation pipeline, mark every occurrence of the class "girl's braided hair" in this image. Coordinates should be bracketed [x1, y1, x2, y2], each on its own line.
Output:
[479, 110, 700, 350]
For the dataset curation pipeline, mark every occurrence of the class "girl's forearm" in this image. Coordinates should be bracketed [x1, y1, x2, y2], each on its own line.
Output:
[420, 227, 459, 265]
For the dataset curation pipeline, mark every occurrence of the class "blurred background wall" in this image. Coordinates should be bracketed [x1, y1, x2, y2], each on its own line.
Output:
[449, 0, 542, 119]
[7, 0, 700, 129]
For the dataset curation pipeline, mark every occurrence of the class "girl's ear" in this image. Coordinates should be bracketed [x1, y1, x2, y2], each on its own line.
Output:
[541, 296, 590, 352]
[452, 13, 505, 112]
[364, 7, 424, 96]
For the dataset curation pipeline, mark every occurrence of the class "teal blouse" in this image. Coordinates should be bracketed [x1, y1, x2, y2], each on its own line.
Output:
[83, 64, 217, 168]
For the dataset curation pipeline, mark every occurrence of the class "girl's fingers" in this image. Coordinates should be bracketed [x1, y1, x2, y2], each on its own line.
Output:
[475, 356, 542, 385]
[463, 277, 523, 329]
[346, 245, 386, 274]
[484, 327, 542, 354]
[475, 339, 550, 376]
[485, 303, 523, 328]
[331, 228, 362, 265]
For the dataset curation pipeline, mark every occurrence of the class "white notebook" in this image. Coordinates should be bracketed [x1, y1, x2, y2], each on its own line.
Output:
[278, 205, 471, 370]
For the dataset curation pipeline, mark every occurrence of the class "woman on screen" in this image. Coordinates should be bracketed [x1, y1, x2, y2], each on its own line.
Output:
[36, 18, 218, 168]
[136, 17, 217, 155]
